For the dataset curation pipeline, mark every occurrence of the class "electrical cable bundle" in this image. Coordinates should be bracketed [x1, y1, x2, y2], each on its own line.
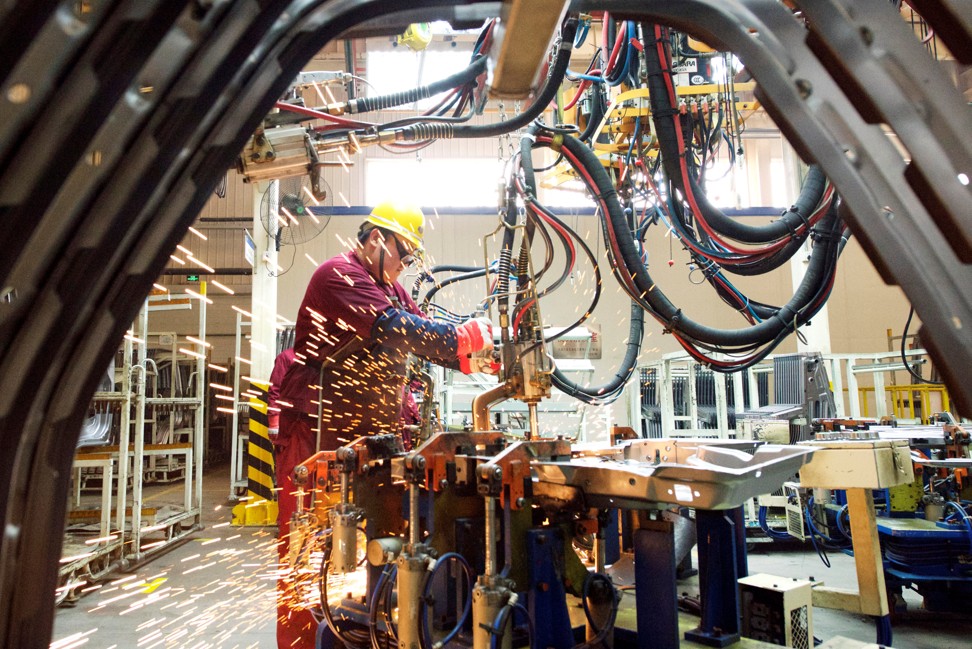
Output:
[524, 123, 847, 372]
[504, 124, 644, 405]
[401, 17, 579, 142]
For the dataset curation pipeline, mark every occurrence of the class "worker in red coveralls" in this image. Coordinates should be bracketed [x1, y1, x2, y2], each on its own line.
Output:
[273, 201, 493, 648]
[267, 346, 296, 441]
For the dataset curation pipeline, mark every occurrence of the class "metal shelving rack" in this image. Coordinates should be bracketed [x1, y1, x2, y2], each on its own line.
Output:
[60, 288, 208, 604]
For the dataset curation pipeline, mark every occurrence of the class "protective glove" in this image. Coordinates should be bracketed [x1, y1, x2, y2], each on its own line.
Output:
[456, 317, 494, 374]
[460, 350, 501, 375]
[455, 317, 493, 356]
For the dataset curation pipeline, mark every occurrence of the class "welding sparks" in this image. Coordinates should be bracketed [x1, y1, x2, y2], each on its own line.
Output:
[187, 226, 207, 240]
[301, 185, 320, 207]
[185, 335, 210, 348]
[210, 279, 234, 295]
[169, 255, 185, 265]
[184, 288, 212, 305]
[232, 305, 253, 318]
[311, 81, 328, 106]
[208, 363, 228, 373]
[280, 205, 299, 226]
[187, 255, 215, 274]
[50, 628, 98, 649]
[152, 283, 168, 293]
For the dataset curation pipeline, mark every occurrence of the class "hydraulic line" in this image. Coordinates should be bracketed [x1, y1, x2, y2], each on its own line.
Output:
[346, 56, 487, 114]
[577, 82, 606, 143]
[574, 572, 619, 649]
[643, 23, 827, 246]
[552, 301, 643, 405]
[400, 18, 579, 141]
[515, 124, 637, 400]
[419, 552, 474, 649]
[417, 268, 492, 310]
[540, 128, 845, 356]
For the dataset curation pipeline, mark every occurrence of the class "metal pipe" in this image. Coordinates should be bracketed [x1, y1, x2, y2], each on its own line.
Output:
[473, 381, 513, 432]
[528, 402, 539, 440]
[594, 534, 605, 575]
[194, 284, 206, 525]
[131, 303, 149, 562]
[409, 482, 420, 547]
[484, 496, 496, 577]
[340, 470, 350, 507]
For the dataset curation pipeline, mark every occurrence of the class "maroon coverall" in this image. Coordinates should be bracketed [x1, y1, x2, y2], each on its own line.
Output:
[274, 250, 458, 647]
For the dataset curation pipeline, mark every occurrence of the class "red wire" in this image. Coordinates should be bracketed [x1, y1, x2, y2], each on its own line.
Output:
[604, 22, 627, 78]
[512, 298, 535, 333]
[526, 201, 577, 270]
[650, 27, 791, 258]
[274, 101, 373, 128]
[564, 80, 589, 111]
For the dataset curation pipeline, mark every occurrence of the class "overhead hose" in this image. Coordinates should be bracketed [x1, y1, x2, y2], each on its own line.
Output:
[642, 23, 827, 245]
[401, 18, 579, 141]
[516, 123, 631, 401]
[411, 264, 488, 300]
[405, 122, 455, 140]
[348, 56, 487, 114]
[539, 127, 844, 356]
[577, 82, 606, 143]
[552, 301, 643, 405]
[497, 184, 519, 321]
[420, 267, 492, 310]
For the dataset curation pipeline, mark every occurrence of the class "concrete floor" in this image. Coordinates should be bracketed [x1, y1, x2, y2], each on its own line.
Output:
[51, 461, 972, 648]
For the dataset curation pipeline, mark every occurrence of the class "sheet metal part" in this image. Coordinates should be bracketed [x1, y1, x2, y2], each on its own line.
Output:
[532, 443, 816, 510]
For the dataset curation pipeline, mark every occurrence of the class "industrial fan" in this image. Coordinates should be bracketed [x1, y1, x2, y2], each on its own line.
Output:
[259, 174, 332, 251]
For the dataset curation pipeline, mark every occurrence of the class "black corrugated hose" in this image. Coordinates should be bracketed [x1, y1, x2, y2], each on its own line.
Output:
[400, 17, 579, 141]
[347, 56, 486, 114]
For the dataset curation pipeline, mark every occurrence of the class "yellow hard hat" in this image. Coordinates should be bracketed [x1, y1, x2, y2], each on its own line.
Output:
[366, 201, 425, 250]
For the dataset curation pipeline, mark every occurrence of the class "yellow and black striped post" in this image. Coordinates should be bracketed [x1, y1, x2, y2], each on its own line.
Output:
[232, 381, 279, 526]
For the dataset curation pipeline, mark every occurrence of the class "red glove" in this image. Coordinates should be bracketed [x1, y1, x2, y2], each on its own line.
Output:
[456, 317, 494, 374]
[460, 351, 501, 374]
[455, 317, 493, 356]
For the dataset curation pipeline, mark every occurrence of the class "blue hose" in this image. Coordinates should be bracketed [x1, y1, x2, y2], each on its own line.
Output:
[943, 500, 972, 550]
[489, 601, 534, 649]
[835, 504, 852, 540]
[605, 23, 637, 88]
[574, 573, 619, 649]
[758, 505, 791, 541]
[421, 552, 473, 649]
[369, 564, 398, 649]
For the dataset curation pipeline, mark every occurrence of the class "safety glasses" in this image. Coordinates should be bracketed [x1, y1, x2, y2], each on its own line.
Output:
[392, 235, 417, 267]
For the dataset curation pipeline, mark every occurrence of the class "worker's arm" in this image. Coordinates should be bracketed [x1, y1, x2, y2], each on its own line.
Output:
[373, 309, 493, 372]
[373, 308, 457, 360]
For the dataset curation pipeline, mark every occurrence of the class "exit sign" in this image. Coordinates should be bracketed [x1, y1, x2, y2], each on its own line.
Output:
[186, 274, 199, 282]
